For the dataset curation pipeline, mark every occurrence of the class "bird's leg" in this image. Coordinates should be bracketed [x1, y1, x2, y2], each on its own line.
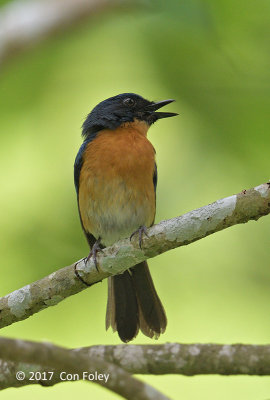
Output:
[85, 237, 103, 271]
[130, 226, 148, 249]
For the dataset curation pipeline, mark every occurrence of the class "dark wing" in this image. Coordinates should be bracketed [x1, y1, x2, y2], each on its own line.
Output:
[150, 162, 157, 226]
[74, 139, 97, 248]
[153, 162, 157, 194]
[74, 140, 88, 196]
[74, 130, 100, 195]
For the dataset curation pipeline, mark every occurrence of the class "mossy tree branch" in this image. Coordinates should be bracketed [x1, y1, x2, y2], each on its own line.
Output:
[0, 182, 269, 329]
[0, 337, 170, 399]
[1, 340, 270, 391]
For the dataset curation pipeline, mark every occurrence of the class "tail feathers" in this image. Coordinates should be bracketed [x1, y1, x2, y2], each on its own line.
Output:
[106, 271, 139, 342]
[106, 261, 167, 342]
[131, 262, 167, 339]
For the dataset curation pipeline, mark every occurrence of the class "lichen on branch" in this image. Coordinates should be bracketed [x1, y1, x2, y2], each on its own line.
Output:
[0, 182, 269, 329]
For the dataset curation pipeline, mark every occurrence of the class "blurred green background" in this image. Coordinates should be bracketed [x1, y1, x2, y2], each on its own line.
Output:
[0, 0, 270, 399]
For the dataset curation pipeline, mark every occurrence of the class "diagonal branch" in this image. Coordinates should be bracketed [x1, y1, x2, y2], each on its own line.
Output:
[0, 182, 269, 329]
[0, 0, 133, 67]
[0, 337, 170, 400]
[1, 341, 270, 391]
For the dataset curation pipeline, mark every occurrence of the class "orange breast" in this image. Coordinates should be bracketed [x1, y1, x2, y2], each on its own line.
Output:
[78, 123, 156, 246]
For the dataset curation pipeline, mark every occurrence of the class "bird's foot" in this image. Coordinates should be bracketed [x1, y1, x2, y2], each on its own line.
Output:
[130, 226, 148, 249]
[85, 237, 103, 271]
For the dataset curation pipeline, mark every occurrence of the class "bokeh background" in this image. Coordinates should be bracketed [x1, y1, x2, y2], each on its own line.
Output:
[0, 0, 270, 399]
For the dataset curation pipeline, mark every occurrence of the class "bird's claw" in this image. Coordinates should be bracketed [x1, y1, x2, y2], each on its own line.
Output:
[130, 226, 148, 249]
[84, 237, 103, 271]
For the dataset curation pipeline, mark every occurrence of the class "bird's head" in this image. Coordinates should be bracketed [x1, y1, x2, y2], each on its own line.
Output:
[82, 93, 178, 138]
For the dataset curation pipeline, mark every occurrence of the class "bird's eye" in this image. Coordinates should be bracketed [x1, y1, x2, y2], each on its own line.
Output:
[123, 98, 136, 107]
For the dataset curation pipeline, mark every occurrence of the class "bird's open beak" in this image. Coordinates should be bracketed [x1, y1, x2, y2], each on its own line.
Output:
[146, 99, 178, 119]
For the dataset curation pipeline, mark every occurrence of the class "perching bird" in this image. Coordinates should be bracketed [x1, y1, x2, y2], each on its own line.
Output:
[74, 93, 177, 342]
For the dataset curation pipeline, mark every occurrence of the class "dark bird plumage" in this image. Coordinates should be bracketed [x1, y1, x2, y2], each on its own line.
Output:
[74, 93, 177, 342]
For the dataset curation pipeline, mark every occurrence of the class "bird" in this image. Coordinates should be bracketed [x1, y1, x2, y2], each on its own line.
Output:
[74, 93, 178, 342]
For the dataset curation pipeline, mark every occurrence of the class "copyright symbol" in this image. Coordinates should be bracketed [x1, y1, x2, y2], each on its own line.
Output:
[16, 371, 25, 381]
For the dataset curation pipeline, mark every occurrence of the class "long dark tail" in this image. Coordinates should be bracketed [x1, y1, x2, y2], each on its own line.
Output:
[106, 261, 167, 342]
